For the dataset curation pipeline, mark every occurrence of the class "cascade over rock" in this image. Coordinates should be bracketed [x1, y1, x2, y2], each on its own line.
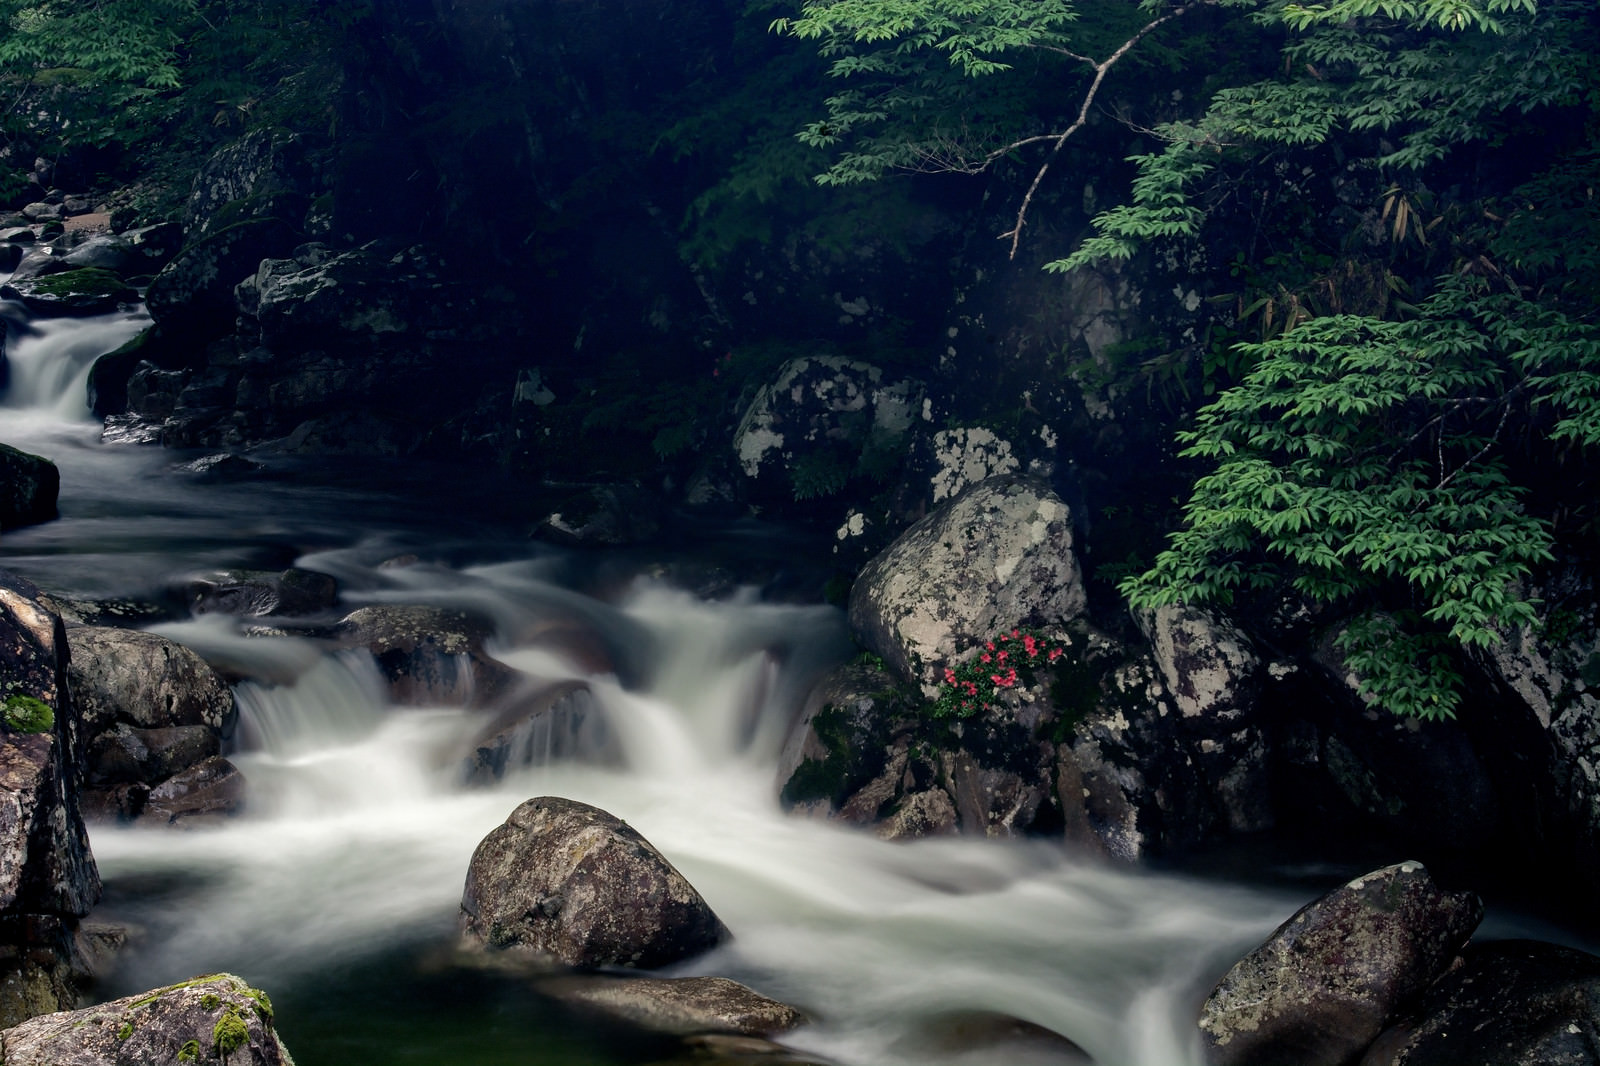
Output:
[1199, 861, 1481, 1066]
[460, 796, 730, 970]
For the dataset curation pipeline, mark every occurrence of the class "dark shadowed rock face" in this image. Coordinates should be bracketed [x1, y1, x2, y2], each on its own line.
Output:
[460, 796, 730, 970]
[0, 445, 58, 530]
[1364, 940, 1600, 1066]
[0, 972, 292, 1066]
[1199, 861, 1482, 1066]
[0, 572, 99, 1025]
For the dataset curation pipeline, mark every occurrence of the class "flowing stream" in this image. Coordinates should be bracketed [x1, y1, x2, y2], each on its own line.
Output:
[0, 296, 1456, 1065]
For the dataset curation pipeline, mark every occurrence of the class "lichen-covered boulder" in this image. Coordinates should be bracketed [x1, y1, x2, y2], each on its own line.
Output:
[65, 625, 238, 826]
[848, 474, 1085, 692]
[0, 972, 292, 1066]
[539, 974, 804, 1037]
[65, 627, 234, 736]
[1363, 940, 1600, 1066]
[182, 128, 309, 241]
[731, 355, 922, 503]
[460, 796, 730, 969]
[0, 444, 58, 530]
[1198, 861, 1481, 1066]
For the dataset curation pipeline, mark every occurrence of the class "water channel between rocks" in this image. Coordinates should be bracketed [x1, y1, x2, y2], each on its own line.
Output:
[0, 302, 1551, 1066]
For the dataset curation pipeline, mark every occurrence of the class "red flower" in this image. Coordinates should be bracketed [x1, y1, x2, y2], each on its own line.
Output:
[997, 650, 1008, 663]
[980, 652, 992, 664]
[943, 667, 957, 685]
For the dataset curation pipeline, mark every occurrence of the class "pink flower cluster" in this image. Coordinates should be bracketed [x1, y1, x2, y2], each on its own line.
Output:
[933, 627, 1070, 719]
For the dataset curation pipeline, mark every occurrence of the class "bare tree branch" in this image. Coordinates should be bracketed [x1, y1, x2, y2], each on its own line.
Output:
[988, 0, 1215, 260]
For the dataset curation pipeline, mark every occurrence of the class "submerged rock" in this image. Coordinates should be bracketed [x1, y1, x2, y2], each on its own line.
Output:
[1198, 861, 1481, 1066]
[539, 974, 804, 1037]
[460, 796, 730, 969]
[0, 971, 292, 1065]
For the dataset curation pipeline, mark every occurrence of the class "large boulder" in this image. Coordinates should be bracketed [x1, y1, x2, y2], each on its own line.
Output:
[65, 627, 234, 736]
[0, 445, 58, 530]
[1198, 862, 1481, 1066]
[460, 796, 730, 969]
[0, 972, 292, 1065]
[0, 572, 99, 1025]
[1363, 940, 1600, 1065]
[144, 217, 299, 340]
[235, 242, 434, 352]
[848, 474, 1086, 692]
[64, 626, 237, 825]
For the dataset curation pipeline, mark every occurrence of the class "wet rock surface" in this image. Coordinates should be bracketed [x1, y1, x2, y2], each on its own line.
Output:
[539, 974, 804, 1037]
[460, 796, 730, 969]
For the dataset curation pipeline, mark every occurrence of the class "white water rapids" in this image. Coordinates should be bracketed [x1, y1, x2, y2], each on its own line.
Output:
[0, 296, 1345, 1065]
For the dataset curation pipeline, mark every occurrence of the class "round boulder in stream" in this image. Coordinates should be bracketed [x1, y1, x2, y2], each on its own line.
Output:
[460, 796, 730, 969]
[1198, 861, 1482, 1066]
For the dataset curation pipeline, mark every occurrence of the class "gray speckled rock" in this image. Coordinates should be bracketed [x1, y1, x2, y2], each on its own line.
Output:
[0, 972, 291, 1065]
[848, 474, 1085, 693]
[65, 627, 233, 736]
[540, 974, 804, 1037]
[1199, 861, 1481, 1066]
[460, 796, 729, 969]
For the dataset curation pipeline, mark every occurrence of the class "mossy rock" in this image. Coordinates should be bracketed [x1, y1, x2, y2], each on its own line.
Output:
[2, 694, 53, 733]
[0, 267, 137, 316]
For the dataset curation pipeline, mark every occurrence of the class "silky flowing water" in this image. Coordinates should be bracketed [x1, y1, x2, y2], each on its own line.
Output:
[0, 297, 1529, 1065]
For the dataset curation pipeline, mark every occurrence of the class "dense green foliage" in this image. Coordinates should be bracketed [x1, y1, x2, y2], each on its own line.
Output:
[780, 0, 1600, 717]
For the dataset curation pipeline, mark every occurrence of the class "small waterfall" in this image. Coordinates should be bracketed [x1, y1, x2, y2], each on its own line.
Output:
[0, 302, 149, 419]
